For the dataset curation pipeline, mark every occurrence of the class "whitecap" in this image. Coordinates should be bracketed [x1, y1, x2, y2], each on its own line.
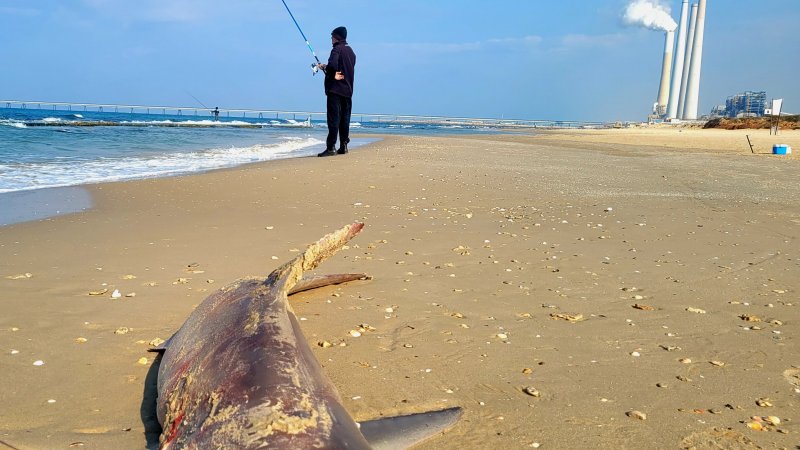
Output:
[0, 137, 326, 194]
[0, 120, 28, 128]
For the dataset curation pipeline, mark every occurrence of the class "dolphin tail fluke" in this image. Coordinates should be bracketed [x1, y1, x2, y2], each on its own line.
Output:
[358, 407, 463, 450]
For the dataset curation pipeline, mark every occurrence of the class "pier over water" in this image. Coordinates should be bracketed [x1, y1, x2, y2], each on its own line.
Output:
[1, 99, 609, 129]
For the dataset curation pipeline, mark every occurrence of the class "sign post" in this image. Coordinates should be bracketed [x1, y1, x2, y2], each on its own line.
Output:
[770, 99, 783, 135]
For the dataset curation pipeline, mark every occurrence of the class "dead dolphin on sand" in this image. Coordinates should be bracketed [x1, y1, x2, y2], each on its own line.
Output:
[150, 223, 462, 449]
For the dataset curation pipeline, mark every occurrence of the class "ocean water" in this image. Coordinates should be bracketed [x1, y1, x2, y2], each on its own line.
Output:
[0, 107, 496, 194]
[0, 107, 497, 225]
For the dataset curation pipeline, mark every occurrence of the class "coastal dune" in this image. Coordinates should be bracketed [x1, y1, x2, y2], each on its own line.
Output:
[1, 129, 799, 449]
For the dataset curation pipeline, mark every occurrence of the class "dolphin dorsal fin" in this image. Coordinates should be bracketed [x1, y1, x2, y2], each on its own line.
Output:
[358, 407, 463, 450]
[147, 336, 172, 353]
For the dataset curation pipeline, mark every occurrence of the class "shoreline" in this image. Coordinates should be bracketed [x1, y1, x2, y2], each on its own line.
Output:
[0, 136, 382, 227]
[2, 129, 799, 449]
[0, 186, 93, 227]
[4, 127, 797, 228]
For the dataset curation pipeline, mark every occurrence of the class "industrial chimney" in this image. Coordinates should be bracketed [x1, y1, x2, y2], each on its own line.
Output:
[655, 30, 675, 116]
[666, 0, 690, 119]
[683, 0, 707, 120]
[677, 3, 698, 119]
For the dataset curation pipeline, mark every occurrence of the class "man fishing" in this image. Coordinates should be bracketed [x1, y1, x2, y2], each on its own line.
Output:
[316, 26, 356, 157]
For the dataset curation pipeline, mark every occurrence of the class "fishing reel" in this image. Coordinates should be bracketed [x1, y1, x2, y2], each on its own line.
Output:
[311, 63, 319, 76]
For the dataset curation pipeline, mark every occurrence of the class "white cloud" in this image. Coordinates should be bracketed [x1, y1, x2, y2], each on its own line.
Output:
[488, 36, 543, 46]
[559, 33, 628, 49]
[377, 35, 543, 54]
[81, 0, 211, 23]
[0, 6, 41, 17]
[375, 33, 631, 56]
[79, 0, 278, 24]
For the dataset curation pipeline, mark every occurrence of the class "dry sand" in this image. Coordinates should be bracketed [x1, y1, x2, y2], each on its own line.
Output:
[1, 128, 799, 449]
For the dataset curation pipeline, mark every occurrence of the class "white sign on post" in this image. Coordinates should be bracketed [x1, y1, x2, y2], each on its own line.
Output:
[769, 99, 784, 135]
[771, 99, 783, 116]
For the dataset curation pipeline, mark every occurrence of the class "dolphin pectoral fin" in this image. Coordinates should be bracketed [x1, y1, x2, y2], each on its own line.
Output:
[288, 273, 372, 296]
[358, 407, 463, 450]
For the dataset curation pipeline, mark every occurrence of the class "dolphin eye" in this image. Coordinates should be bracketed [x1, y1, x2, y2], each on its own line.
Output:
[291, 410, 312, 419]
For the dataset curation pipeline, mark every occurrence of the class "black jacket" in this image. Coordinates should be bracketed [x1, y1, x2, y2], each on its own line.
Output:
[324, 40, 356, 98]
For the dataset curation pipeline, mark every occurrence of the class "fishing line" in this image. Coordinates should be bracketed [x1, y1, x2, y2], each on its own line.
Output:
[186, 91, 209, 109]
[280, 0, 323, 75]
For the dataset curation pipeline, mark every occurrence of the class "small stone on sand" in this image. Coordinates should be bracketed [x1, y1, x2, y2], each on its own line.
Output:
[626, 410, 647, 420]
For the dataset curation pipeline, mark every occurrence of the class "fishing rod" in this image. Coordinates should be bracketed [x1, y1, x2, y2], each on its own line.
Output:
[186, 92, 221, 119]
[187, 91, 210, 109]
[280, 0, 323, 75]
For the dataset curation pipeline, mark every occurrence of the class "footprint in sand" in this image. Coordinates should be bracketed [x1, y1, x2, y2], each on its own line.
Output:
[783, 368, 800, 389]
[680, 427, 760, 450]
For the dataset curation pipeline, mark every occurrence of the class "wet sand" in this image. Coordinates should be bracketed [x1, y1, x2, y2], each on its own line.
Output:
[1, 128, 799, 449]
[0, 187, 93, 227]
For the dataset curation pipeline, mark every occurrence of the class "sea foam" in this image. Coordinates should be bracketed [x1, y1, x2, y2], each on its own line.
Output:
[0, 137, 324, 193]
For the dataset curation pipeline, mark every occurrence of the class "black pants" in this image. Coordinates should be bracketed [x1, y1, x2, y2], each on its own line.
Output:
[326, 93, 352, 150]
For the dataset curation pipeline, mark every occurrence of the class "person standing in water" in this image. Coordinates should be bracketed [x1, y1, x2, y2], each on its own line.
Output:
[316, 26, 356, 157]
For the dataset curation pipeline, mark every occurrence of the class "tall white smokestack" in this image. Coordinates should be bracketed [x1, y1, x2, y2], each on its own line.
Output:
[623, 1, 678, 117]
[656, 30, 675, 116]
[683, 0, 707, 120]
[666, 0, 690, 119]
[677, 3, 698, 119]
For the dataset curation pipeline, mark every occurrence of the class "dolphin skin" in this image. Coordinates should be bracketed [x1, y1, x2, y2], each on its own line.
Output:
[153, 223, 461, 449]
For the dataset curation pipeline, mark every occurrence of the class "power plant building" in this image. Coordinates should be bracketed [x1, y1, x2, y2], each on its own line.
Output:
[725, 91, 767, 118]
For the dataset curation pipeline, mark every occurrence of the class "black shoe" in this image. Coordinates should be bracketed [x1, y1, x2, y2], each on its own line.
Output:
[317, 149, 337, 157]
[336, 145, 348, 155]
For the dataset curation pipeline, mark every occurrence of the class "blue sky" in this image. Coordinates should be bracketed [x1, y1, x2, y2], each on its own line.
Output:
[1, 0, 798, 122]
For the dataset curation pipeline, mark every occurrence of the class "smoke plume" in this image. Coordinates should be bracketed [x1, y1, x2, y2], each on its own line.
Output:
[623, 0, 677, 32]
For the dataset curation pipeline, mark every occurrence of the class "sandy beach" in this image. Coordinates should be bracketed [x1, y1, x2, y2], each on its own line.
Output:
[2, 127, 799, 449]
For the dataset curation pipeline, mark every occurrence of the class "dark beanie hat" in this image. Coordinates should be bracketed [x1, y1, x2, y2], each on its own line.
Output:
[332, 26, 347, 40]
